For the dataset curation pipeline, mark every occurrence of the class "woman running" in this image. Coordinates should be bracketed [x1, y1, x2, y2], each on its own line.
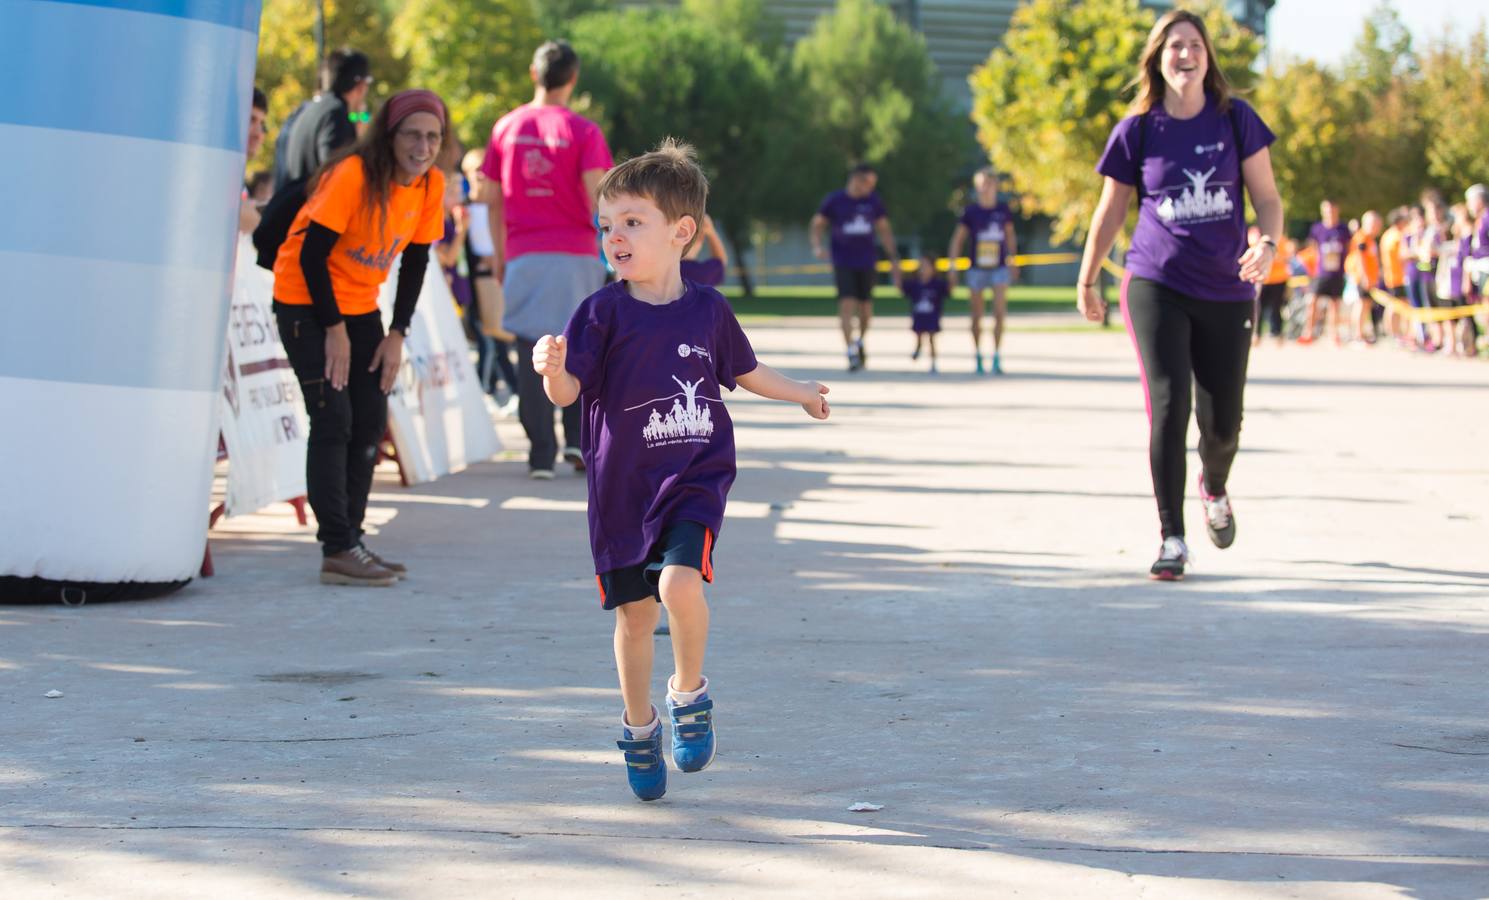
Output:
[273, 90, 449, 586]
[1075, 10, 1283, 580]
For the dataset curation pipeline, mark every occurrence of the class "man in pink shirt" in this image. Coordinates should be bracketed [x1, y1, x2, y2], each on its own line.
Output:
[474, 40, 614, 479]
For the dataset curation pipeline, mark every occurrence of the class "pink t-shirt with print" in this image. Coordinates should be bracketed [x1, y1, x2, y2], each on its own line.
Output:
[480, 104, 613, 260]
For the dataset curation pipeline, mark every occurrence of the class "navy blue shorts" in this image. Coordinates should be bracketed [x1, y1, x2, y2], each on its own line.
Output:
[596, 521, 715, 611]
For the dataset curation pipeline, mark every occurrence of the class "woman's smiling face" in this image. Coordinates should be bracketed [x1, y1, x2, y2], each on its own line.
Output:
[1161, 21, 1207, 97]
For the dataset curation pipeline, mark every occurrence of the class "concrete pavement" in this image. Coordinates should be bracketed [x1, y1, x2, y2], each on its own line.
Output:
[3, 315, 1487, 898]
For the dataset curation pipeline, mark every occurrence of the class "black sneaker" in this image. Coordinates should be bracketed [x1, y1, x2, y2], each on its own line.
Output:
[563, 446, 585, 472]
[1198, 473, 1236, 549]
[1149, 537, 1189, 581]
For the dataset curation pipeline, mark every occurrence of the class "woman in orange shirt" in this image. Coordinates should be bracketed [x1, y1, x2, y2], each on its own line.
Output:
[273, 89, 447, 587]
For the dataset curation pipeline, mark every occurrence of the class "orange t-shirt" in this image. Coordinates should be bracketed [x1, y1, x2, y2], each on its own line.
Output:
[274, 156, 446, 315]
[1346, 234, 1380, 290]
[1263, 238, 1294, 285]
[1378, 226, 1406, 289]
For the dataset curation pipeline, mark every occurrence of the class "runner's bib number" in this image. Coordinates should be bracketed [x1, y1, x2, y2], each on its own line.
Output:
[1323, 250, 1342, 271]
[976, 240, 1003, 269]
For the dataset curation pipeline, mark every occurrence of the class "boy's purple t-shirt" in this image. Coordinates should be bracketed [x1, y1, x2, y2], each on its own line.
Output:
[1096, 97, 1275, 301]
[903, 276, 947, 332]
[958, 202, 1014, 270]
[563, 280, 759, 575]
[1309, 222, 1352, 276]
[817, 189, 885, 270]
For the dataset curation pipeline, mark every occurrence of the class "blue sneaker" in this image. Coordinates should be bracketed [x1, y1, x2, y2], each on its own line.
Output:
[617, 712, 667, 801]
[992, 353, 1004, 375]
[667, 690, 716, 773]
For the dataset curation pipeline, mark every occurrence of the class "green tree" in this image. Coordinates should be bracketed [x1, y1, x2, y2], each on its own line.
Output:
[253, 0, 406, 171]
[969, 0, 1148, 244]
[391, 0, 544, 150]
[1417, 27, 1489, 191]
[532, 0, 612, 38]
[1251, 60, 1359, 227]
[791, 0, 971, 241]
[569, 8, 793, 290]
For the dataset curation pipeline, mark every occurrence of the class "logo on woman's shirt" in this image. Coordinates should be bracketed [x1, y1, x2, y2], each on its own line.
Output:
[1155, 167, 1234, 225]
[344, 237, 406, 273]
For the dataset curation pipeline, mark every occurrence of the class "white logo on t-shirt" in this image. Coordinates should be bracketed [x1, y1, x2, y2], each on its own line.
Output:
[676, 343, 712, 361]
[1195, 141, 1225, 154]
[1154, 167, 1234, 224]
[841, 214, 873, 236]
[629, 374, 721, 448]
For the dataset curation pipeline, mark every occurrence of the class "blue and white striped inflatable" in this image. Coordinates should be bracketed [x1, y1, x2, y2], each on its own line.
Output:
[0, 0, 263, 602]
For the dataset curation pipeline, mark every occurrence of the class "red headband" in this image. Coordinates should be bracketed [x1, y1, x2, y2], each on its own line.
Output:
[384, 89, 446, 134]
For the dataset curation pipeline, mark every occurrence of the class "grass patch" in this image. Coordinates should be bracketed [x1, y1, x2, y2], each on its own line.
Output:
[722, 283, 1081, 317]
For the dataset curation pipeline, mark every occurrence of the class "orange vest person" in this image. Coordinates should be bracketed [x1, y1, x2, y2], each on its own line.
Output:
[273, 89, 448, 586]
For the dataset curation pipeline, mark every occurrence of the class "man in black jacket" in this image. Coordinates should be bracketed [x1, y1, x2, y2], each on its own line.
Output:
[273, 48, 373, 190]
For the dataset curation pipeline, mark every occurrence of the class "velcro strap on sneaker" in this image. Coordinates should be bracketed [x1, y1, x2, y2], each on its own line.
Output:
[670, 698, 713, 719]
[617, 738, 658, 752]
[623, 751, 658, 767]
[675, 723, 711, 737]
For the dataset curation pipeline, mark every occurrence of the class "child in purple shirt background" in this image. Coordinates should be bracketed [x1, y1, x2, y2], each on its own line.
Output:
[533, 141, 830, 802]
[903, 252, 947, 373]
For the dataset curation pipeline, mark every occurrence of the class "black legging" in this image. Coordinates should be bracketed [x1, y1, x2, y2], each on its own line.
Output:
[1122, 277, 1253, 539]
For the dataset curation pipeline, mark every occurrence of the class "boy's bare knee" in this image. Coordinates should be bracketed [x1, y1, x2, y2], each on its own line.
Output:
[615, 599, 660, 637]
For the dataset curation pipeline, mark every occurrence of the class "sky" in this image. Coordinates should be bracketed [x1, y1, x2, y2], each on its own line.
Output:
[1266, 0, 1487, 66]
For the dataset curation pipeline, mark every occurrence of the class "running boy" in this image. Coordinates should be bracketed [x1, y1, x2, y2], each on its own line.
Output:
[904, 253, 947, 373]
[948, 168, 1017, 374]
[533, 141, 831, 802]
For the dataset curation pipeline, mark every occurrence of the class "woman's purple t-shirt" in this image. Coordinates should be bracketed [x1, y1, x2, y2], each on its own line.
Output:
[958, 202, 1014, 270]
[563, 281, 758, 575]
[1308, 222, 1352, 276]
[817, 189, 886, 270]
[903, 277, 947, 333]
[1097, 97, 1275, 301]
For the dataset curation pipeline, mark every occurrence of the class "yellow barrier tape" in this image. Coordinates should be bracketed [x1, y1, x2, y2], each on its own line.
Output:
[758, 252, 1081, 277]
[1367, 288, 1487, 324]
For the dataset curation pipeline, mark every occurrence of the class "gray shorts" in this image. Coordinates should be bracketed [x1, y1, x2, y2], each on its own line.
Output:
[965, 267, 1011, 291]
[503, 253, 608, 341]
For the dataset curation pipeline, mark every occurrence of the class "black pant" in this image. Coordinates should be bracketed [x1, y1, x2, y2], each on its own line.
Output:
[275, 303, 388, 556]
[516, 336, 580, 471]
[1123, 278, 1252, 539]
[1257, 282, 1287, 337]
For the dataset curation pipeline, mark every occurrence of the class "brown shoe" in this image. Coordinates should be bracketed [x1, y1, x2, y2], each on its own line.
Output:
[320, 547, 397, 587]
[359, 543, 407, 580]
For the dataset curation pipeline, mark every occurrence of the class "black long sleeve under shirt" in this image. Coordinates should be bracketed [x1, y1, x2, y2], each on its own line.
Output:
[299, 222, 430, 335]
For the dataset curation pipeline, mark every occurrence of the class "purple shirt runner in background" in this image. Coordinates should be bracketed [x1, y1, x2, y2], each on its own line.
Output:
[817, 189, 886, 271]
[1309, 222, 1352, 276]
[903, 277, 947, 333]
[959, 202, 1015, 270]
[1096, 96, 1275, 301]
[563, 281, 758, 575]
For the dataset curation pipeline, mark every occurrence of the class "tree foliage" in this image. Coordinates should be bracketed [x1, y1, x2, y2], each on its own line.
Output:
[390, 0, 543, 150]
[1417, 27, 1489, 190]
[1252, 8, 1489, 225]
[792, 0, 972, 239]
[569, 8, 790, 269]
[252, 0, 405, 171]
[968, 0, 1149, 244]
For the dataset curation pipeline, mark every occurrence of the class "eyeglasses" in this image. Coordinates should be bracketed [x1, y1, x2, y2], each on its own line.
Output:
[395, 128, 443, 147]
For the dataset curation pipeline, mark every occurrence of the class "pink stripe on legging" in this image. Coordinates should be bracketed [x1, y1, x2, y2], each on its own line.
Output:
[1119, 272, 1153, 424]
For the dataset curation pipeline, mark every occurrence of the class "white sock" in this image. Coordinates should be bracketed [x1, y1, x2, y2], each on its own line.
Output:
[668, 675, 709, 706]
[623, 706, 660, 738]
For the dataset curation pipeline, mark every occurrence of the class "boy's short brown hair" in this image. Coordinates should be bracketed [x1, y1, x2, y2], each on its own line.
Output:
[597, 138, 709, 252]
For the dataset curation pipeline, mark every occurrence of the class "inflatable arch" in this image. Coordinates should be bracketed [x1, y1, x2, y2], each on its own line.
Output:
[0, 0, 263, 603]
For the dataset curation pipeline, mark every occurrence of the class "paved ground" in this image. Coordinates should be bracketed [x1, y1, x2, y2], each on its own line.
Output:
[4, 314, 1488, 898]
